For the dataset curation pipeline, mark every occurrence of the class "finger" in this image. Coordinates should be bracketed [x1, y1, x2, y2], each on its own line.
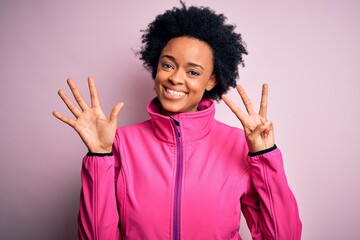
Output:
[88, 76, 101, 108]
[52, 111, 76, 127]
[259, 83, 268, 118]
[263, 123, 274, 138]
[109, 102, 124, 125]
[67, 78, 89, 111]
[58, 89, 82, 117]
[221, 94, 246, 122]
[236, 84, 256, 115]
[250, 120, 272, 139]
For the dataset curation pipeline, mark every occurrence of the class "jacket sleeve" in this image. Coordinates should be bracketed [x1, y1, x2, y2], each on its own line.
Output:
[77, 134, 122, 239]
[241, 147, 302, 240]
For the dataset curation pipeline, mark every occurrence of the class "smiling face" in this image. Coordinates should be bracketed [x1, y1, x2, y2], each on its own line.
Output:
[154, 36, 217, 115]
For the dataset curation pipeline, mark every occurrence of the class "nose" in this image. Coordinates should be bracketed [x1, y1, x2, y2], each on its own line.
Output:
[168, 69, 184, 85]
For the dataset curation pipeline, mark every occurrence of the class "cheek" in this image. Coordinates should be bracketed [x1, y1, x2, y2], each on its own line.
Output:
[154, 70, 170, 88]
[154, 76, 163, 93]
[154, 79, 160, 93]
[155, 69, 165, 82]
[188, 78, 208, 92]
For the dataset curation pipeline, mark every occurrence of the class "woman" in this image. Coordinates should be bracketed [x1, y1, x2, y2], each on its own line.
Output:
[53, 3, 302, 240]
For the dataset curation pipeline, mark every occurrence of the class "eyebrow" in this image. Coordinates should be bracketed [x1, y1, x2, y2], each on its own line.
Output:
[160, 55, 204, 70]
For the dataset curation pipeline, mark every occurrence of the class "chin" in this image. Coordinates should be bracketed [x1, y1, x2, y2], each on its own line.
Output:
[160, 103, 183, 115]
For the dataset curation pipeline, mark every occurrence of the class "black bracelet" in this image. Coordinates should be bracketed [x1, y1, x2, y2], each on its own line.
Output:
[248, 144, 277, 157]
[86, 152, 113, 157]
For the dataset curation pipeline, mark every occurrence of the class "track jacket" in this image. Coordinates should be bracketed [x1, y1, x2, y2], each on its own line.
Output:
[78, 98, 302, 240]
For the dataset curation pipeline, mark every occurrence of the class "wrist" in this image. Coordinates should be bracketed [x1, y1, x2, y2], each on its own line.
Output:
[88, 146, 112, 154]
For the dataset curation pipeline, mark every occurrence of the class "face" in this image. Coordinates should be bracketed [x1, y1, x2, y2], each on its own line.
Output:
[154, 36, 217, 115]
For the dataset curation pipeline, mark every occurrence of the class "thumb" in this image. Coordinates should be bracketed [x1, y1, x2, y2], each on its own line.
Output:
[109, 102, 124, 126]
[250, 121, 272, 139]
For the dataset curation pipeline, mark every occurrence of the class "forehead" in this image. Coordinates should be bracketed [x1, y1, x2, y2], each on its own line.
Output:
[161, 36, 213, 63]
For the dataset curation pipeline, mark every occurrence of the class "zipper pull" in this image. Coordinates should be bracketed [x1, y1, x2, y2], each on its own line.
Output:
[170, 116, 181, 137]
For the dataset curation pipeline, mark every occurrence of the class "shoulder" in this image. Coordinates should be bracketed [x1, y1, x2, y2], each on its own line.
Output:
[113, 119, 153, 148]
[213, 119, 245, 136]
[211, 119, 247, 148]
[116, 119, 152, 136]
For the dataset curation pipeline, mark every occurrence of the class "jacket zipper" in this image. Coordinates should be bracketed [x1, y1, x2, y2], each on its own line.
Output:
[170, 117, 183, 240]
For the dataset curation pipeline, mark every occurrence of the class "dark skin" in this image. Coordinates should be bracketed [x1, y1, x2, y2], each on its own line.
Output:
[53, 37, 274, 153]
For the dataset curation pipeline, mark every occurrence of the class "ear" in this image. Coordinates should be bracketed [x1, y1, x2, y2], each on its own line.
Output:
[205, 74, 217, 91]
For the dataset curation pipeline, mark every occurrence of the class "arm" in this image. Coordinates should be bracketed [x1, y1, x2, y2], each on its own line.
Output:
[78, 151, 122, 239]
[222, 84, 301, 239]
[241, 147, 302, 240]
[53, 77, 124, 239]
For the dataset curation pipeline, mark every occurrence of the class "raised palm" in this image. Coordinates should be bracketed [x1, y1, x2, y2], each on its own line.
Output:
[222, 84, 275, 153]
[53, 77, 124, 153]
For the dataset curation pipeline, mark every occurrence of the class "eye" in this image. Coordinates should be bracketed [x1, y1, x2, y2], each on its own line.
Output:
[188, 70, 200, 76]
[161, 62, 174, 69]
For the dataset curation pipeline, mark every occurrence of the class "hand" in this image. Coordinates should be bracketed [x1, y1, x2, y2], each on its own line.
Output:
[221, 84, 275, 153]
[53, 77, 124, 153]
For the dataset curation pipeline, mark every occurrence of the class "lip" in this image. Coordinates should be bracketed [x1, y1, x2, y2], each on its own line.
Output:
[163, 86, 188, 99]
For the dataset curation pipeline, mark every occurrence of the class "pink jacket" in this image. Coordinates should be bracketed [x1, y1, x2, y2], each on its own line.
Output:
[78, 98, 302, 240]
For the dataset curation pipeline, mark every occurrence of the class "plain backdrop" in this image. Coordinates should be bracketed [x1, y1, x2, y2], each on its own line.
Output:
[1, 0, 359, 239]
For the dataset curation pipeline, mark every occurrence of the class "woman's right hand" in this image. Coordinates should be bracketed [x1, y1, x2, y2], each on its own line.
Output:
[53, 77, 124, 153]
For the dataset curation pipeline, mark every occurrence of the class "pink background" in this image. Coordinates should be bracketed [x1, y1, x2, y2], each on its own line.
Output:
[1, 0, 359, 239]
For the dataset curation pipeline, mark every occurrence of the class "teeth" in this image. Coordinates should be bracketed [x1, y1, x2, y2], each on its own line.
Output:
[166, 88, 186, 96]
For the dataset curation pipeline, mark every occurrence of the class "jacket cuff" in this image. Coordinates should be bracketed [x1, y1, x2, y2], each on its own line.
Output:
[248, 144, 277, 157]
[86, 152, 113, 157]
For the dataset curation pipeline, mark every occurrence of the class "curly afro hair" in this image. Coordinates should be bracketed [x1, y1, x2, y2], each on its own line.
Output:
[139, 2, 248, 100]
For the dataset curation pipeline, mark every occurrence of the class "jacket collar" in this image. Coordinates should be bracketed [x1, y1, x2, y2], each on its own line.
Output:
[147, 98, 215, 143]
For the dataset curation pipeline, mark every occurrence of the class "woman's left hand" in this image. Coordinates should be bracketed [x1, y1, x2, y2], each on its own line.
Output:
[221, 84, 275, 153]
